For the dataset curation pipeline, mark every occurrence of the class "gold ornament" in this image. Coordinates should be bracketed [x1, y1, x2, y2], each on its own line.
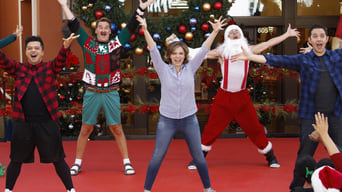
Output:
[135, 47, 144, 55]
[210, 14, 215, 19]
[88, 3, 93, 8]
[91, 21, 96, 29]
[78, 87, 84, 94]
[121, 22, 127, 29]
[185, 32, 194, 41]
[203, 3, 211, 12]
[82, 6, 87, 11]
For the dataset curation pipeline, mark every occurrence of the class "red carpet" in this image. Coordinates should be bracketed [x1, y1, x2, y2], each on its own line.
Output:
[0, 138, 328, 192]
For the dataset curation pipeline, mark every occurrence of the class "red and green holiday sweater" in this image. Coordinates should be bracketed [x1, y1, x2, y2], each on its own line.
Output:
[68, 9, 142, 88]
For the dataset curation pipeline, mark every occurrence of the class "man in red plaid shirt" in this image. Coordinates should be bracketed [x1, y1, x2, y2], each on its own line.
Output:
[1, 33, 79, 192]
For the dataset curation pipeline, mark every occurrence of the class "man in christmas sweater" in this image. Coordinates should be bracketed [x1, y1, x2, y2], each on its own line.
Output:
[58, 0, 155, 176]
[188, 24, 300, 170]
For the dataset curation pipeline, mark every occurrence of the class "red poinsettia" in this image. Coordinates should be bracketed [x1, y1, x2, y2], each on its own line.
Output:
[136, 68, 148, 76]
[66, 53, 80, 69]
[123, 105, 137, 114]
[149, 105, 159, 113]
[147, 72, 159, 79]
[138, 105, 150, 114]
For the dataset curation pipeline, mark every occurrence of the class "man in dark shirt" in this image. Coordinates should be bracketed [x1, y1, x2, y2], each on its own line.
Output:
[231, 24, 342, 191]
[0, 33, 79, 192]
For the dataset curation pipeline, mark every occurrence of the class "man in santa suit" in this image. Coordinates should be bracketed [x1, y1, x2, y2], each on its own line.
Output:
[188, 24, 300, 170]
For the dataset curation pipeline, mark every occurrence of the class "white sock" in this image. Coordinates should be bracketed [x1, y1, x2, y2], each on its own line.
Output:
[123, 158, 131, 165]
[67, 188, 76, 192]
[5, 189, 12, 192]
[74, 159, 82, 166]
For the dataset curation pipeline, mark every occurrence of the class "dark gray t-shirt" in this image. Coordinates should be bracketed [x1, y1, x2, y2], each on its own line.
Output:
[314, 56, 337, 113]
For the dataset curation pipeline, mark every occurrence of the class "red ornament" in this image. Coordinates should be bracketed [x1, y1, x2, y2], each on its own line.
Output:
[213, 2, 222, 10]
[138, 27, 144, 35]
[178, 25, 187, 34]
[201, 23, 210, 31]
[95, 10, 103, 19]
[130, 34, 136, 42]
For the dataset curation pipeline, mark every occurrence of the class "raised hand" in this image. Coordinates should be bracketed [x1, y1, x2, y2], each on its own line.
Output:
[139, 0, 156, 10]
[15, 25, 23, 38]
[312, 112, 329, 138]
[231, 46, 250, 62]
[286, 23, 300, 38]
[299, 42, 312, 54]
[63, 33, 80, 48]
[136, 15, 147, 31]
[208, 16, 227, 33]
[57, 0, 68, 6]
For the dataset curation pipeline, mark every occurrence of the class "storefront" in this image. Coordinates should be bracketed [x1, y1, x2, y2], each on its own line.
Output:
[0, 0, 340, 140]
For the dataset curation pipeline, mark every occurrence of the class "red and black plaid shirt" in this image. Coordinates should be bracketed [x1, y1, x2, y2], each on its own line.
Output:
[0, 47, 70, 121]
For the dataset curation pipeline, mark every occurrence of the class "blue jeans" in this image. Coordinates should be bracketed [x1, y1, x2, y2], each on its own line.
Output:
[289, 112, 342, 190]
[144, 114, 211, 190]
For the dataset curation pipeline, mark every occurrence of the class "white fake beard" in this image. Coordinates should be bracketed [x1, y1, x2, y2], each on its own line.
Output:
[218, 38, 249, 59]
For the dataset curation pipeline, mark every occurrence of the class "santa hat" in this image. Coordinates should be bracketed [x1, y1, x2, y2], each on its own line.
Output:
[311, 166, 342, 192]
[223, 24, 245, 41]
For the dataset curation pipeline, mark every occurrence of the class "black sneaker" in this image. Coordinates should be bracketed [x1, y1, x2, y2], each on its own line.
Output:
[265, 149, 280, 168]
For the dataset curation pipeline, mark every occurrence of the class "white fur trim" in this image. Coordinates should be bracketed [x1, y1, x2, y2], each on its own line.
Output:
[224, 24, 245, 42]
[201, 144, 212, 152]
[257, 141, 272, 154]
[312, 166, 341, 192]
[5, 189, 12, 192]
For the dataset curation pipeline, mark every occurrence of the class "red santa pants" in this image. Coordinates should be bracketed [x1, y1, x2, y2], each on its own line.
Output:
[201, 88, 269, 150]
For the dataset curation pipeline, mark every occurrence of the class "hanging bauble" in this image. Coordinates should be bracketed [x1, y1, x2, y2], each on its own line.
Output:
[202, 3, 211, 12]
[82, 6, 88, 11]
[178, 25, 187, 34]
[135, 47, 144, 55]
[185, 32, 194, 41]
[210, 14, 215, 20]
[91, 21, 96, 29]
[124, 43, 131, 50]
[111, 23, 117, 33]
[201, 23, 210, 31]
[78, 87, 84, 93]
[153, 33, 161, 41]
[204, 32, 211, 39]
[95, 10, 103, 19]
[189, 18, 197, 26]
[130, 34, 136, 42]
[117, 29, 121, 34]
[138, 28, 144, 35]
[68, 124, 74, 129]
[179, 37, 184, 41]
[191, 26, 196, 32]
[166, 27, 172, 32]
[121, 22, 127, 29]
[60, 95, 65, 100]
[88, 0, 96, 3]
[82, 16, 87, 21]
[157, 44, 162, 50]
[213, 1, 222, 10]
[88, 3, 93, 8]
[194, 6, 200, 12]
[105, 4, 112, 12]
